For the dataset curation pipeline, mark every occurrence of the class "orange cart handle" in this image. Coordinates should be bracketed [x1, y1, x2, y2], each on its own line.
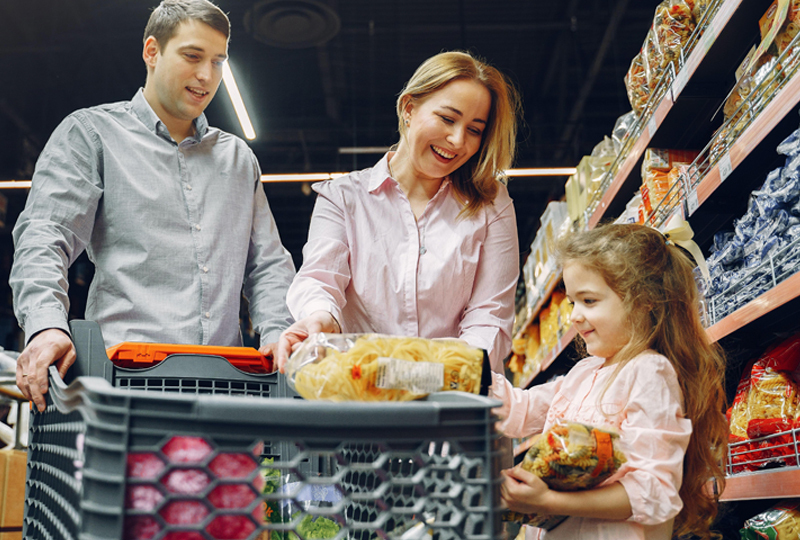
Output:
[105, 342, 274, 373]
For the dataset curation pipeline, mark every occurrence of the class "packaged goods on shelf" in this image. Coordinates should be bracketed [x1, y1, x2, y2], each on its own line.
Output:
[565, 173, 588, 228]
[726, 334, 800, 475]
[706, 121, 800, 322]
[652, 0, 696, 75]
[539, 301, 558, 351]
[740, 499, 800, 539]
[539, 201, 570, 258]
[640, 149, 699, 221]
[625, 0, 713, 116]
[615, 191, 645, 225]
[625, 51, 650, 116]
[612, 110, 637, 150]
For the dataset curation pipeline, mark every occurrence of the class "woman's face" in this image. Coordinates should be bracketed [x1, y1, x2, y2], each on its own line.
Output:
[402, 79, 491, 182]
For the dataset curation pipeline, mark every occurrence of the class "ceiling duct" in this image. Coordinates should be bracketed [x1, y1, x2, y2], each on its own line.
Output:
[244, 0, 341, 49]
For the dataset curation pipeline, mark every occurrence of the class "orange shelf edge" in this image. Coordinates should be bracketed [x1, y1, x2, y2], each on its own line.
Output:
[706, 271, 800, 342]
[716, 468, 800, 501]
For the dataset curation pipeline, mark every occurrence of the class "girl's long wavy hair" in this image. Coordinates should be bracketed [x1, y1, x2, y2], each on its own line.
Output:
[557, 224, 727, 540]
[396, 51, 521, 217]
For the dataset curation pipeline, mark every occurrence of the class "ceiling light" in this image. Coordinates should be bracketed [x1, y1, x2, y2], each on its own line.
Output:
[260, 167, 575, 182]
[0, 181, 32, 189]
[260, 172, 347, 182]
[338, 146, 392, 154]
[506, 168, 576, 177]
[1, 168, 574, 189]
[222, 60, 256, 140]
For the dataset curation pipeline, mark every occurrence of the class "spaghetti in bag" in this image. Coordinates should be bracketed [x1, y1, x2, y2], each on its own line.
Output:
[504, 420, 628, 531]
[285, 333, 487, 402]
[740, 500, 800, 539]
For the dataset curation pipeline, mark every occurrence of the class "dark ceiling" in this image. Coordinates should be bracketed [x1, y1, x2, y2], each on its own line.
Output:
[0, 0, 663, 269]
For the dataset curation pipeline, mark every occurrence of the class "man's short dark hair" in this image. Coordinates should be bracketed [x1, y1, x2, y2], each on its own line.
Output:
[144, 0, 230, 48]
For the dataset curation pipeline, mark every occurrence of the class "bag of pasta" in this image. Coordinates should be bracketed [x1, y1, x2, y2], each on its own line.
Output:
[503, 420, 627, 531]
[740, 499, 800, 539]
[285, 333, 488, 402]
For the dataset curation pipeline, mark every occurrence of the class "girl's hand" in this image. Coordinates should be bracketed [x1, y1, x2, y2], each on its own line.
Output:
[500, 465, 552, 515]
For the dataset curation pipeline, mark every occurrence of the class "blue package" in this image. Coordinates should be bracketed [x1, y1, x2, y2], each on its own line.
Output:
[777, 127, 800, 157]
[770, 173, 800, 205]
[712, 231, 734, 254]
[761, 167, 784, 192]
[733, 213, 757, 243]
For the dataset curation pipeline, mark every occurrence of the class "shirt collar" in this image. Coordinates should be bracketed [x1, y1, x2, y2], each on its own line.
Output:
[130, 88, 208, 142]
[367, 152, 452, 196]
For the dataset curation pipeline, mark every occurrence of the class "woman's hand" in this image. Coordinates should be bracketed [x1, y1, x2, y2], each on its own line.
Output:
[500, 465, 553, 515]
[276, 311, 341, 373]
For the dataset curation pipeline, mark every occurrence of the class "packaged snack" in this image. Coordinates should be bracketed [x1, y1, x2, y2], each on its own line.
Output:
[684, 0, 711, 23]
[625, 51, 650, 115]
[503, 420, 627, 531]
[653, 0, 696, 71]
[740, 500, 800, 539]
[285, 333, 487, 402]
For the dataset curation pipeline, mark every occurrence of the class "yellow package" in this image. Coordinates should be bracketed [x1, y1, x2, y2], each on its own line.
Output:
[286, 333, 486, 402]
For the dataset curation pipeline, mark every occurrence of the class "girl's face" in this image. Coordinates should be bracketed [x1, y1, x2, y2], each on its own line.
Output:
[563, 261, 631, 365]
[401, 79, 491, 182]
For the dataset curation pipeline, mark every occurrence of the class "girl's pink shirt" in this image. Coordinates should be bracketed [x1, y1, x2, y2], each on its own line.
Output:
[491, 351, 692, 540]
[286, 153, 519, 371]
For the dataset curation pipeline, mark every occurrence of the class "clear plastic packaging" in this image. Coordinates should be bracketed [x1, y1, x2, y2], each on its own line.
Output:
[741, 500, 800, 540]
[503, 420, 627, 531]
[624, 51, 650, 115]
[285, 333, 487, 402]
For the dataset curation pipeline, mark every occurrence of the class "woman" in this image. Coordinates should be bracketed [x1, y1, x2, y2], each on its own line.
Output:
[274, 51, 522, 373]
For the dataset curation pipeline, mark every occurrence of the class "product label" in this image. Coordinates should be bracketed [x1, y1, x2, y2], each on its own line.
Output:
[375, 357, 444, 394]
[686, 189, 700, 216]
[719, 153, 733, 183]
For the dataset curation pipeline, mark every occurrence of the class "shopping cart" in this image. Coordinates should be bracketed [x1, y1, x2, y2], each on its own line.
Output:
[24, 320, 505, 540]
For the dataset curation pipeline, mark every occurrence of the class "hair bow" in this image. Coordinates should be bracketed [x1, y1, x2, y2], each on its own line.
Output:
[659, 213, 710, 282]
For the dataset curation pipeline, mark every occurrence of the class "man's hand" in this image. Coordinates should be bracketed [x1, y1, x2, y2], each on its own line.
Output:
[16, 328, 75, 412]
[276, 311, 340, 373]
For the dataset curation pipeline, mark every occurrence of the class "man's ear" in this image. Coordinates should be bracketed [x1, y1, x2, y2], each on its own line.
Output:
[142, 35, 160, 70]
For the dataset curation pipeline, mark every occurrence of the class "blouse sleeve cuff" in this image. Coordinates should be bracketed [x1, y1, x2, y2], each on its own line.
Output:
[22, 307, 71, 345]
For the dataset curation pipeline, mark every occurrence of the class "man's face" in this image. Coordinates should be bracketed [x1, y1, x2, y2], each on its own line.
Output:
[143, 19, 228, 130]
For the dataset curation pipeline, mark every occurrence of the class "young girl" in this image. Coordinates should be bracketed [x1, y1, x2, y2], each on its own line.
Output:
[492, 223, 728, 540]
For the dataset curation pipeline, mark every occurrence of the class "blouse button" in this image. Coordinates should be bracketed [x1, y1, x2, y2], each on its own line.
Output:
[419, 247, 427, 255]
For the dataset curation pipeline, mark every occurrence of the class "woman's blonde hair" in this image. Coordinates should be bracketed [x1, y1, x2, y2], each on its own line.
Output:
[396, 51, 521, 217]
[557, 224, 728, 540]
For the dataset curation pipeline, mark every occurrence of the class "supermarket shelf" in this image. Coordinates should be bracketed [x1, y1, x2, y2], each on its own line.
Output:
[513, 272, 562, 342]
[519, 326, 578, 389]
[706, 271, 800, 343]
[587, 0, 745, 229]
[718, 468, 800, 501]
[689, 70, 800, 216]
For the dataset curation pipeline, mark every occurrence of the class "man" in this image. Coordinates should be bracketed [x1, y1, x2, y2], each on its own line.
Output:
[10, 0, 295, 412]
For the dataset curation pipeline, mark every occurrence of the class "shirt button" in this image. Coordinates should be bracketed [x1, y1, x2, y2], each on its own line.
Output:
[202, 266, 209, 273]
[195, 224, 201, 231]
[186, 184, 193, 190]
[420, 247, 427, 255]
[205, 312, 211, 318]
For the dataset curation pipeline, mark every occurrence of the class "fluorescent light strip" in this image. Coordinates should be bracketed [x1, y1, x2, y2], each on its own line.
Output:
[506, 167, 576, 177]
[1, 168, 574, 189]
[222, 60, 256, 141]
[0, 181, 32, 189]
[260, 167, 576, 183]
[338, 146, 392, 154]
